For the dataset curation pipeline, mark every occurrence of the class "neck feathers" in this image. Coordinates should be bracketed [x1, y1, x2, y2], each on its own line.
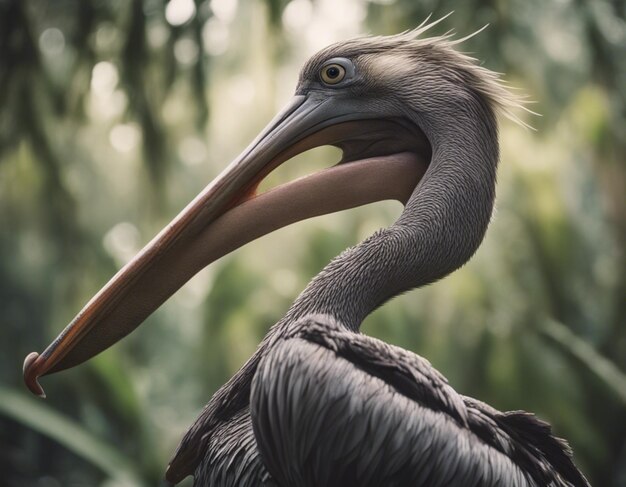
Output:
[287, 95, 499, 329]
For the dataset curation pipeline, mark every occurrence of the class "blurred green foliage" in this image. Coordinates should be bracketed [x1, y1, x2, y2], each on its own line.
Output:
[1, 0, 625, 486]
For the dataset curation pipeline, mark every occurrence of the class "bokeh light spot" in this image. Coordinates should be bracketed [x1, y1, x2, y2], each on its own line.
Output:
[39, 28, 65, 56]
[202, 18, 230, 55]
[91, 62, 119, 96]
[109, 124, 141, 153]
[103, 222, 141, 265]
[210, 0, 238, 23]
[282, 0, 313, 31]
[174, 37, 200, 65]
[147, 21, 170, 49]
[165, 0, 196, 26]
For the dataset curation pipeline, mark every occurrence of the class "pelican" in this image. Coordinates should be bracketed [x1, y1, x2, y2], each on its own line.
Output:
[23, 20, 590, 487]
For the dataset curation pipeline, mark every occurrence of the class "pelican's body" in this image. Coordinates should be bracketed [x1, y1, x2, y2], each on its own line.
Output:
[194, 315, 585, 486]
[23, 20, 590, 487]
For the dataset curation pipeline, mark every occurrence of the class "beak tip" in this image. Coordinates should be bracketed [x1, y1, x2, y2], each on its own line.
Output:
[23, 352, 47, 398]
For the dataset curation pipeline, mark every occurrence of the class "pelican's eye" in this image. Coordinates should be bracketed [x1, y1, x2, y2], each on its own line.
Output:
[320, 63, 346, 85]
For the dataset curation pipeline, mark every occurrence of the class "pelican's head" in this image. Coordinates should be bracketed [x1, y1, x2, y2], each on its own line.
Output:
[23, 20, 518, 396]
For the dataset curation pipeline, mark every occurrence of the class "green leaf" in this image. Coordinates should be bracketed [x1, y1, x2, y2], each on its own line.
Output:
[0, 385, 146, 487]
[541, 319, 626, 406]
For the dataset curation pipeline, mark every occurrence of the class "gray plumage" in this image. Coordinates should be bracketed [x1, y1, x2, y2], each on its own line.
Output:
[165, 23, 590, 487]
[251, 315, 586, 487]
[194, 409, 276, 487]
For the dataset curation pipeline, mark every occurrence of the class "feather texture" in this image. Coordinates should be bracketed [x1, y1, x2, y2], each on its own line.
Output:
[249, 315, 589, 487]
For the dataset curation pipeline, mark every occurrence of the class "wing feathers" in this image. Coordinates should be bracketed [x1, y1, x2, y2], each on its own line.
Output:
[250, 314, 589, 487]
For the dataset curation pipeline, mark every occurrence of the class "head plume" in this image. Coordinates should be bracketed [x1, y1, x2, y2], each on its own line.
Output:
[302, 14, 534, 128]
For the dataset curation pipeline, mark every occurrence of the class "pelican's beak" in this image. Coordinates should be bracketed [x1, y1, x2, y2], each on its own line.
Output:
[23, 93, 428, 397]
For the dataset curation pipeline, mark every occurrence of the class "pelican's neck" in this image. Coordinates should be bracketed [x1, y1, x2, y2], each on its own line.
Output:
[168, 99, 501, 476]
[283, 99, 500, 330]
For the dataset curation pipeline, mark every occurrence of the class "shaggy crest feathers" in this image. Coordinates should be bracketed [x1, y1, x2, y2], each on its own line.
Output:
[302, 14, 535, 129]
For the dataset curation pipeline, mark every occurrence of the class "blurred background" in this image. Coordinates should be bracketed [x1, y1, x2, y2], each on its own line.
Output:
[1, 0, 625, 485]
